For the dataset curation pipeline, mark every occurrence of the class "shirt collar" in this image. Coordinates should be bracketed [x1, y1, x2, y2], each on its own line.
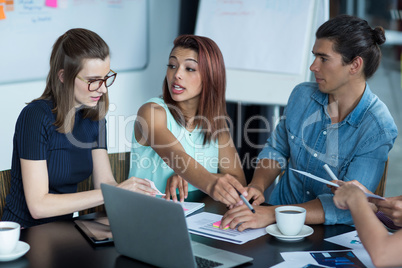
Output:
[311, 83, 376, 127]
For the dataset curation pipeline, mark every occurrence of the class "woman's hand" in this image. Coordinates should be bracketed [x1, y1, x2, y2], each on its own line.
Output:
[220, 205, 274, 232]
[330, 180, 372, 194]
[165, 174, 188, 202]
[207, 174, 247, 207]
[371, 196, 402, 227]
[119, 177, 159, 196]
[333, 183, 366, 210]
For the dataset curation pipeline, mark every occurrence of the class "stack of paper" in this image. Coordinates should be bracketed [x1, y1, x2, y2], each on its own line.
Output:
[180, 202, 205, 216]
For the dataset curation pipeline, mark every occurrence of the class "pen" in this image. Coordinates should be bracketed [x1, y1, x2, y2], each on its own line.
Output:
[323, 164, 338, 181]
[236, 189, 255, 213]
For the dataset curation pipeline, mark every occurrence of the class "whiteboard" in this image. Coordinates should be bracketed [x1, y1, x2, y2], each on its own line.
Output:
[0, 0, 148, 85]
[195, 0, 329, 105]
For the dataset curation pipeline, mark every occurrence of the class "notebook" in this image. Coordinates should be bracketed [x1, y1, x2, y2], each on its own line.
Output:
[101, 184, 253, 268]
[180, 201, 205, 216]
[75, 216, 113, 245]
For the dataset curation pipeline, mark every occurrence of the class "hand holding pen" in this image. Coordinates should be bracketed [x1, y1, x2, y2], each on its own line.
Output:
[236, 189, 255, 213]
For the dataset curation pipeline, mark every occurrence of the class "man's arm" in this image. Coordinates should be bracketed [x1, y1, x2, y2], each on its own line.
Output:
[247, 159, 282, 205]
[294, 199, 325, 224]
[220, 198, 325, 231]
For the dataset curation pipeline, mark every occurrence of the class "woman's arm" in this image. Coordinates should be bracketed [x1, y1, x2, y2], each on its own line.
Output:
[163, 135, 246, 203]
[334, 183, 402, 267]
[91, 149, 158, 194]
[21, 158, 105, 219]
[22, 149, 157, 219]
[216, 131, 246, 184]
[135, 103, 247, 206]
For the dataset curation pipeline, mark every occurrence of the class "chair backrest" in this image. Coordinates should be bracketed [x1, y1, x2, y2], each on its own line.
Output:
[77, 152, 131, 215]
[374, 158, 389, 197]
[0, 169, 11, 219]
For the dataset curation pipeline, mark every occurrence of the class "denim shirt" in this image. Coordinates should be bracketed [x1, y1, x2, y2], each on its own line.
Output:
[258, 82, 397, 225]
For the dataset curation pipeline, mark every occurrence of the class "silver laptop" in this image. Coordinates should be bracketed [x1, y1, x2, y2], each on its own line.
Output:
[101, 184, 253, 268]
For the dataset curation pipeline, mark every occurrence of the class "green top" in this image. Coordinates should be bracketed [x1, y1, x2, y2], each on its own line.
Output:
[128, 97, 219, 193]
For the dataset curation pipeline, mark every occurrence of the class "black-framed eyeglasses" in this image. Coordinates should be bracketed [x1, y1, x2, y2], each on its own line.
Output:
[76, 69, 117, 92]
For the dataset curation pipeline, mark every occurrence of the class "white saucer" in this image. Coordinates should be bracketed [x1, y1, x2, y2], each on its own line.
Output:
[0, 241, 30, 262]
[266, 224, 314, 242]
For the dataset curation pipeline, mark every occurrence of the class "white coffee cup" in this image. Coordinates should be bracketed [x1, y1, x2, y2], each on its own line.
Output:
[275, 206, 306, 236]
[0, 221, 21, 255]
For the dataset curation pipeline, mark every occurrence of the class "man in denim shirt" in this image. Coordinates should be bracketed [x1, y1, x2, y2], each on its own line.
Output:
[220, 15, 397, 231]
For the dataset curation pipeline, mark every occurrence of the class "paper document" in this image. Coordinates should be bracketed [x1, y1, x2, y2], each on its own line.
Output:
[325, 230, 378, 267]
[290, 168, 339, 187]
[144, 179, 165, 196]
[364, 193, 385, 200]
[280, 250, 370, 268]
[180, 202, 205, 216]
[186, 212, 267, 244]
[290, 168, 385, 200]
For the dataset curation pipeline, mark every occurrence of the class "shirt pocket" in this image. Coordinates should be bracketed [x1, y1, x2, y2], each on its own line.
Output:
[286, 128, 304, 167]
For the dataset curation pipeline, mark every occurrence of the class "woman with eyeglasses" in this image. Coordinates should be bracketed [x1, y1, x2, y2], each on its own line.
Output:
[2, 28, 158, 228]
[128, 35, 247, 205]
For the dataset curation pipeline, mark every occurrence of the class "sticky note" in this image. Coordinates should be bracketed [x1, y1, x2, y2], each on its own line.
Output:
[5, 0, 13, 12]
[212, 221, 229, 230]
[45, 0, 57, 8]
[0, 0, 5, 3]
[0, 6, 5, 20]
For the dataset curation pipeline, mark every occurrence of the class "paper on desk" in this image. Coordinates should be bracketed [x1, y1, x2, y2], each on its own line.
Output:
[290, 168, 385, 200]
[144, 179, 165, 196]
[280, 249, 374, 268]
[325, 230, 377, 267]
[186, 212, 267, 244]
[271, 260, 328, 268]
[325, 230, 365, 250]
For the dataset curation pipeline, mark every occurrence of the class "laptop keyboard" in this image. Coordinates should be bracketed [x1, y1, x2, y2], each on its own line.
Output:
[195, 256, 223, 267]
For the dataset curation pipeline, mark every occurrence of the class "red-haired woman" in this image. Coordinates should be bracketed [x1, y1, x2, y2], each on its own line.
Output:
[129, 35, 247, 205]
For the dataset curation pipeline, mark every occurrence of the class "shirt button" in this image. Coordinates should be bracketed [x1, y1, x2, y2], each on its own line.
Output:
[323, 131, 327, 135]
[313, 153, 318, 157]
[291, 135, 294, 139]
[306, 191, 310, 195]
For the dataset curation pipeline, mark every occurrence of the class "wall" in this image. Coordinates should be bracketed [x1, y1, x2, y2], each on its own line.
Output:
[0, 0, 181, 171]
